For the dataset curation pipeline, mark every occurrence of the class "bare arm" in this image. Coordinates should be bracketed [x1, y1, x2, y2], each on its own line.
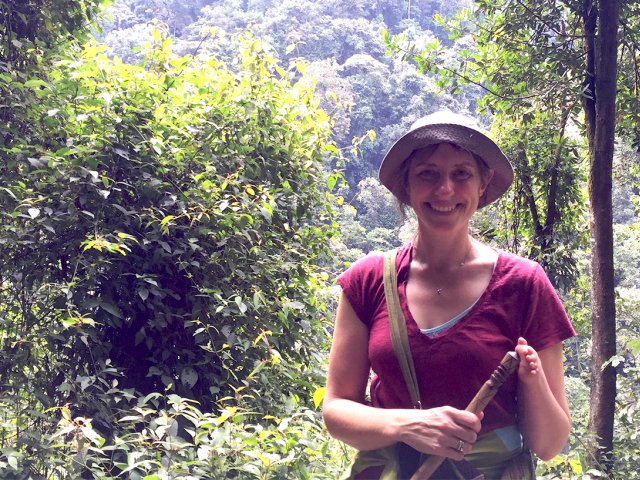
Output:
[322, 293, 481, 459]
[516, 338, 571, 461]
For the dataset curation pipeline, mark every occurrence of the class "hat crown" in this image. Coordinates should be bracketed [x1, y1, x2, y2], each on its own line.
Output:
[410, 111, 482, 133]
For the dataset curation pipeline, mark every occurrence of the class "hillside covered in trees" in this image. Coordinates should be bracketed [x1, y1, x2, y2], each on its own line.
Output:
[96, 0, 494, 261]
[2, 0, 640, 478]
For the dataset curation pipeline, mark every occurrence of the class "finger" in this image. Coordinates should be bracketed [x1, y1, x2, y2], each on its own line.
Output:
[453, 428, 478, 445]
[447, 438, 473, 460]
[438, 412, 479, 441]
[516, 346, 533, 364]
[517, 337, 528, 346]
[447, 441, 464, 461]
[450, 410, 482, 433]
[448, 420, 479, 443]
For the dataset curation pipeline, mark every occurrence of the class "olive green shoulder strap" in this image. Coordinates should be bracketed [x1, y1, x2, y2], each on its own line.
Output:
[383, 249, 422, 409]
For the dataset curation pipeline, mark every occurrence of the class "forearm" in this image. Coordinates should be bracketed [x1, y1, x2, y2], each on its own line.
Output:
[518, 371, 571, 460]
[323, 398, 402, 451]
[323, 397, 482, 459]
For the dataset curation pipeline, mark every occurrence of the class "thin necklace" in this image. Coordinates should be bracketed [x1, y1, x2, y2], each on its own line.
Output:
[435, 240, 473, 295]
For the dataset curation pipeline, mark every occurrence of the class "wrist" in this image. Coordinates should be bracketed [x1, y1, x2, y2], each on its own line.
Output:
[386, 408, 416, 444]
[518, 366, 548, 389]
[387, 409, 406, 443]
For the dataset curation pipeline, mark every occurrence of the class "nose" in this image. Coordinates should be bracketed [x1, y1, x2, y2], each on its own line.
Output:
[435, 175, 454, 197]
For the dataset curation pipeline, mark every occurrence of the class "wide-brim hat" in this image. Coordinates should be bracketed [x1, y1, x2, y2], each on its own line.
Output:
[379, 111, 514, 209]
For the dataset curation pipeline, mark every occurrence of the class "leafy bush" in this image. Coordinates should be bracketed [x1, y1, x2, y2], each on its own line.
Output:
[0, 27, 350, 479]
[0, 28, 342, 412]
[0, 366, 352, 479]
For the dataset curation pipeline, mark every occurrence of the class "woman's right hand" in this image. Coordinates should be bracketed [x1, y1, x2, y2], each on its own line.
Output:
[393, 406, 482, 460]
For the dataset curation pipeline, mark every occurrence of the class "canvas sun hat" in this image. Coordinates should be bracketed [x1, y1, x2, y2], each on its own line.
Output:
[379, 111, 514, 209]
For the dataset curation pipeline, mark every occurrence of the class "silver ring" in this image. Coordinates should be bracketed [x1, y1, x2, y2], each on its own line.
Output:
[456, 439, 465, 452]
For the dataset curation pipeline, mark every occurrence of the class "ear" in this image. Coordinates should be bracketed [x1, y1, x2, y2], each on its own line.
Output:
[479, 169, 495, 196]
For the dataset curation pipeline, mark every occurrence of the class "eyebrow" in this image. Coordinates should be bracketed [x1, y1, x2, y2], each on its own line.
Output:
[412, 160, 476, 168]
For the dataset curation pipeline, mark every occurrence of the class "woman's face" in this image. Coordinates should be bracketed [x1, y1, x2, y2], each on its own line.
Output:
[407, 143, 494, 234]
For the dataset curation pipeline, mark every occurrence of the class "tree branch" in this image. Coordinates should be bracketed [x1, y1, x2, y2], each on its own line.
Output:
[407, 47, 569, 101]
[543, 103, 575, 252]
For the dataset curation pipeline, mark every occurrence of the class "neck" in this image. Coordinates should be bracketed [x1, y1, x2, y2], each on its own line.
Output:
[412, 229, 473, 270]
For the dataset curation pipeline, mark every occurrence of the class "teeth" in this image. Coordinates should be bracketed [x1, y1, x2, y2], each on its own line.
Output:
[431, 204, 456, 212]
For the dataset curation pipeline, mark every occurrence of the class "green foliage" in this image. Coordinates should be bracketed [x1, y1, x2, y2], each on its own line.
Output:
[614, 224, 640, 288]
[490, 114, 588, 290]
[543, 292, 640, 479]
[0, 370, 351, 478]
[0, 0, 112, 66]
[0, 29, 341, 419]
[333, 178, 402, 259]
[95, 1, 484, 201]
[356, 177, 399, 231]
[0, 21, 355, 477]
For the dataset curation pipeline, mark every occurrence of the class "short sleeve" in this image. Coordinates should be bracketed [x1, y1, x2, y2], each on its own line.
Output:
[336, 253, 386, 328]
[522, 263, 576, 351]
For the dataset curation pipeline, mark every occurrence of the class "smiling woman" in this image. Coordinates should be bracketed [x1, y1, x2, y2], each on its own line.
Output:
[391, 143, 493, 220]
[323, 111, 576, 479]
[405, 143, 494, 238]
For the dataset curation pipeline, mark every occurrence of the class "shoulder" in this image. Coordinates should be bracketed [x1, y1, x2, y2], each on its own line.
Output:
[489, 248, 557, 299]
[487, 249, 575, 348]
[336, 243, 412, 327]
[337, 242, 412, 288]
[494, 248, 544, 278]
[337, 251, 385, 288]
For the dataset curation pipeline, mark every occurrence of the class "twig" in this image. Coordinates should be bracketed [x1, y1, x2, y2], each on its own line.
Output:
[570, 430, 614, 480]
[513, 0, 568, 39]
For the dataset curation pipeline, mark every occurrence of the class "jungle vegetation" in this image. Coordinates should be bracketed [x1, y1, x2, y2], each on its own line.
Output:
[1, 0, 640, 478]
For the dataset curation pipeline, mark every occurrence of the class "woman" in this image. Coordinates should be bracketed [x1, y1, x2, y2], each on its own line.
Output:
[323, 111, 575, 479]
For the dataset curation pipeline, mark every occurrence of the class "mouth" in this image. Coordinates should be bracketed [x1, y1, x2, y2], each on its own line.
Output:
[428, 203, 458, 213]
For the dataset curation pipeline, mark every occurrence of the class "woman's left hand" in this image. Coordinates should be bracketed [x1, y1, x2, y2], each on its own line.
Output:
[515, 337, 542, 384]
[514, 337, 571, 461]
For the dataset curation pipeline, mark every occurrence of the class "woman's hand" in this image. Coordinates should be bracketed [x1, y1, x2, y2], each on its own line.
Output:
[515, 337, 571, 461]
[515, 337, 542, 383]
[395, 406, 483, 460]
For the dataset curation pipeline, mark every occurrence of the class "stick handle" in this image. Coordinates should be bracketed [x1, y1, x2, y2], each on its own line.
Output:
[409, 352, 519, 480]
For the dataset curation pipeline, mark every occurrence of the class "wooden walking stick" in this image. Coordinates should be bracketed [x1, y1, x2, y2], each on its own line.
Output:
[410, 351, 520, 480]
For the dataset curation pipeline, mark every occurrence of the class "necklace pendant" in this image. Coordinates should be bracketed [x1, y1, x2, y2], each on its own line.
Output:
[437, 289, 442, 295]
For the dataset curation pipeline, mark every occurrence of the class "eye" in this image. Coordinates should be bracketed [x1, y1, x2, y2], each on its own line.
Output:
[417, 169, 437, 179]
[453, 169, 472, 179]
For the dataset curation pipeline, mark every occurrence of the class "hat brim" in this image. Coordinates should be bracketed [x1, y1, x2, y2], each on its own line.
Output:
[379, 123, 513, 209]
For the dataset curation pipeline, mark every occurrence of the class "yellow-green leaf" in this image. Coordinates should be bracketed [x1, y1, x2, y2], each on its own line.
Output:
[569, 459, 582, 474]
[313, 387, 326, 409]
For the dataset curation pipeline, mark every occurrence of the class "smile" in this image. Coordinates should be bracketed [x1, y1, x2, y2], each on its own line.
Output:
[429, 204, 458, 212]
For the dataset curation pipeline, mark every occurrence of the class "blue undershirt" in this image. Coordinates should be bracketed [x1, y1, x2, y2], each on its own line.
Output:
[420, 300, 479, 338]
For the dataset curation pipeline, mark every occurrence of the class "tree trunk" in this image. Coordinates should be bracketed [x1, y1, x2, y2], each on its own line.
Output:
[587, 0, 619, 466]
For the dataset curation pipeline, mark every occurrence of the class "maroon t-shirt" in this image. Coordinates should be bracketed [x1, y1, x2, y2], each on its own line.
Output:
[337, 242, 576, 436]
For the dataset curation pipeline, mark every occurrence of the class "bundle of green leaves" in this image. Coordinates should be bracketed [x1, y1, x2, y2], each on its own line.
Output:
[0, 28, 341, 440]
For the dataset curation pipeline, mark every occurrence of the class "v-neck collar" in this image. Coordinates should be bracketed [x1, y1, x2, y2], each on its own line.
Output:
[396, 242, 502, 341]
